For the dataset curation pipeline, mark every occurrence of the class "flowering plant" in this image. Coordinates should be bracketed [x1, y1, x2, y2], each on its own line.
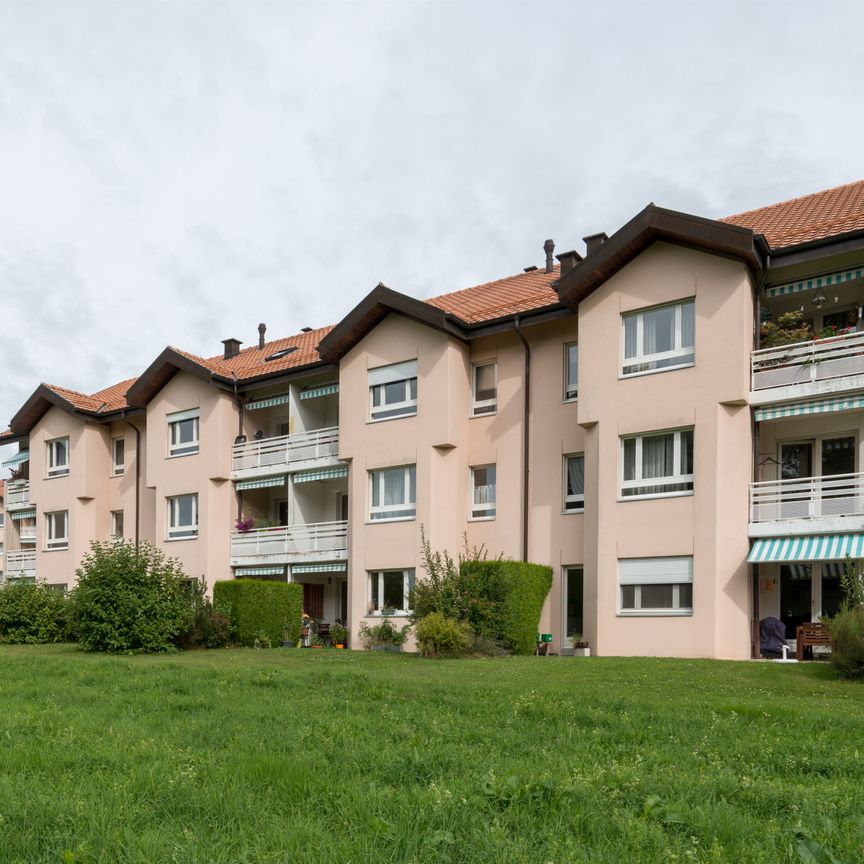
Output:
[235, 516, 254, 533]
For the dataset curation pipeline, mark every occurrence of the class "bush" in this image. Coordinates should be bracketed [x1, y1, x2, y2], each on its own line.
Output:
[0, 581, 68, 644]
[827, 605, 864, 680]
[213, 579, 302, 647]
[415, 612, 472, 658]
[330, 622, 349, 646]
[358, 618, 411, 649]
[69, 541, 196, 653]
[176, 578, 230, 650]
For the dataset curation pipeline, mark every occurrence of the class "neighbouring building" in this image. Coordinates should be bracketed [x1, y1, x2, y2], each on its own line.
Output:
[4, 180, 864, 658]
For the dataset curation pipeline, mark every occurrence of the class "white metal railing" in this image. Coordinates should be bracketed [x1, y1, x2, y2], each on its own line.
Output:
[751, 330, 864, 391]
[5, 480, 30, 509]
[6, 549, 36, 573]
[230, 520, 348, 559]
[750, 471, 864, 524]
[19, 526, 36, 542]
[232, 427, 340, 473]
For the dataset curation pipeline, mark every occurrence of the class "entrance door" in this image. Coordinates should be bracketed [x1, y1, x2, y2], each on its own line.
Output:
[780, 443, 813, 519]
[563, 567, 584, 649]
[779, 563, 812, 638]
[820, 436, 855, 516]
[303, 583, 324, 619]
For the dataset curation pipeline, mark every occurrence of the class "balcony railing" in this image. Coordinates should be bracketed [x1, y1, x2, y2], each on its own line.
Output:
[232, 427, 340, 476]
[19, 526, 36, 543]
[230, 520, 348, 562]
[751, 330, 864, 392]
[750, 471, 864, 527]
[6, 549, 36, 575]
[5, 480, 31, 510]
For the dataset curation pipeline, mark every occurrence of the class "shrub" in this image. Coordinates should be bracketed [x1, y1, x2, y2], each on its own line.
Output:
[358, 618, 410, 649]
[0, 582, 68, 644]
[760, 310, 812, 348]
[177, 578, 230, 649]
[330, 622, 349, 646]
[213, 579, 302, 647]
[826, 604, 864, 680]
[69, 541, 195, 653]
[415, 612, 472, 658]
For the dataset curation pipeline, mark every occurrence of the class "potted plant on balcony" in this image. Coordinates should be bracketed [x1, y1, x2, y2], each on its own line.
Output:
[330, 622, 349, 649]
[759, 311, 812, 350]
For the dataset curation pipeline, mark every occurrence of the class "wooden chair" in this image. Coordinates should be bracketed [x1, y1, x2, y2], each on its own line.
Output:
[796, 622, 831, 661]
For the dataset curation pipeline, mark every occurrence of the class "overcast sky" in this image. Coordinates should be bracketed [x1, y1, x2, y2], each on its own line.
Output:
[2, 0, 863, 472]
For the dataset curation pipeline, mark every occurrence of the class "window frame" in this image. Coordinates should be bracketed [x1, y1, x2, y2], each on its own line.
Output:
[46, 437, 70, 478]
[471, 362, 498, 417]
[45, 510, 69, 551]
[618, 556, 694, 617]
[469, 464, 497, 520]
[563, 453, 585, 513]
[111, 510, 124, 539]
[563, 343, 579, 402]
[167, 493, 198, 539]
[112, 437, 125, 476]
[367, 569, 415, 616]
[368, 465, 417, 522]
[368, 361, 418, 422]
[620, 428, 694, 500]
[620, 298, 695, 378]
[167, 409, 200, 458]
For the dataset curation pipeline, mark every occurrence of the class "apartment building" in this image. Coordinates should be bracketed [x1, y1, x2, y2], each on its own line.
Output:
[0, 479, 5, 580]
[3, 180, 864, 658]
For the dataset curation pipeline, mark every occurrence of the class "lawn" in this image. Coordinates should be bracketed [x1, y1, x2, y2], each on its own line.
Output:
[0, 647, 861, 864]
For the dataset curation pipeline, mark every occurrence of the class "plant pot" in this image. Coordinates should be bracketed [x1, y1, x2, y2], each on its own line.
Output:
[281, 640, 296, 648]
[573, 647, 591, 657]
[335, 644, 345, 649]
[312, 644, 323, 649]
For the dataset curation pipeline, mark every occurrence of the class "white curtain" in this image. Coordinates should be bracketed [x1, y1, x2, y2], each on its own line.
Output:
[642, 434, 673, 480]
[567, 456, 584, 496]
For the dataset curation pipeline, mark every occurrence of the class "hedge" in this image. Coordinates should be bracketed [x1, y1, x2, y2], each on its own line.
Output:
[213, 580, 303, 647]
[0, 581, 68, 644]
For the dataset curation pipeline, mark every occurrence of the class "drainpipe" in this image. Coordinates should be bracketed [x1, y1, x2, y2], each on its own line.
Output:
[231, 374, 244, 523]
[121, 410, 141, 547]
[514, 316, 530, 561]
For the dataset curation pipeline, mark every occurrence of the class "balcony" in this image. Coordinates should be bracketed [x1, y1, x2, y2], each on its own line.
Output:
[230, 520, 348, 566]
[751, 330, 864, 405]
[19, 526, 36, 544]
[749, 471, 864, 537]
[6, 549, 36, 578]
[5, 480, 31, 511]
[232, 427, 341, 481]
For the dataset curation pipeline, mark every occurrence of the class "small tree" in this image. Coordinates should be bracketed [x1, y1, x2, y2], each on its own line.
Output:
[760, 311, 812, 348]
[840, 555, 864, 608]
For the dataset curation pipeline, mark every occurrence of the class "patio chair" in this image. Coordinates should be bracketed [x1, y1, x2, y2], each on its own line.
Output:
[317, 621, 331, 646]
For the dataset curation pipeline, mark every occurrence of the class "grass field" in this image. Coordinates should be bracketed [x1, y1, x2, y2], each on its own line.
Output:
[0, 647, 861, 864]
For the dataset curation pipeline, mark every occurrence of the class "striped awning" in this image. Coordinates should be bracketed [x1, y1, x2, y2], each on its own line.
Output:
[300, 383, 339, 400]
[293, 466, 348, 483]
[766, 267, 863, 299]
[235, 566, 285, 577]
[755, 394, 864, 422]
[235, 475, 287, 491]
[748, 534, 864, 563]
[10, 508, 36, 520]
[2, 451, 30, 468]
[246, 394, 291, 411]
[292, 562, 347, 575]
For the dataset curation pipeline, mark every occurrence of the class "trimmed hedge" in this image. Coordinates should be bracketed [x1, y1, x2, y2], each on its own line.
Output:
[214, 580, 302, 647]
[0, 581, 68, 644]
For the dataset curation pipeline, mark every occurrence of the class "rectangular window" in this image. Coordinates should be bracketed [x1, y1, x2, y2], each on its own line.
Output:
[369, 360, 418, 421]
[471, 362, 497, 416]
[470, 464, 496, 519]
[112, 437, 125, 476]
[564, 454, 585, 512]
[564, 343, 578, 401]
[369, 466, 416, 521]
[111, 510, 124, 538]
[47, 437, 70, 477]
[46, 510, 69, 550]
[622, 428, 693, 498]
[368, 569, 415, 615]
[168, 493, 198, 538]
[168, 409, 199, 457]
[622, 299, 695, 376]
[619, 556, 693, 616]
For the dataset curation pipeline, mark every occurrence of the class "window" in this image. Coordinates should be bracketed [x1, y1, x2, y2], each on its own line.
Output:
[470, 465, 496, 519]
[370, 466, 416, 521]
[46, 511, 69, 550]
[47, 437, 70, 477]
[111, 510, 124, 538]
[471, 363, 497, 416]
[168, 494, 198, 538]
[369, 361, 417, 421]
[168, 409, 199, 456]
[622, 428, 693, 498]
[619, 556, 693, 616]
[564, 454, 585, 512]
[622, 299, 695, 376]
[368, 569, 415, 615]
[112, 437, 125, 476]
[564, 344, 578, 401]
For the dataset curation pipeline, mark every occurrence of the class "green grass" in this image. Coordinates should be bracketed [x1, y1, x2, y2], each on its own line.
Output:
[0, 647, 862, 864]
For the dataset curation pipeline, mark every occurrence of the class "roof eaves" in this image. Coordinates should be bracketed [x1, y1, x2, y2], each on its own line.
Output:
[125, 347, 233, 408]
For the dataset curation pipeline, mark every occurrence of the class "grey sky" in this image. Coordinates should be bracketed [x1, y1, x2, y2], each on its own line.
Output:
[2, 0, 863, 472]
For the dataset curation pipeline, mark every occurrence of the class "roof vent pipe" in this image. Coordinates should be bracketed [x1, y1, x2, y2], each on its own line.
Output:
[221, 338, 242, 359]
[544, 239, 555, 273]
[583, 232, 609, 256]
[258, 323, 266, 349]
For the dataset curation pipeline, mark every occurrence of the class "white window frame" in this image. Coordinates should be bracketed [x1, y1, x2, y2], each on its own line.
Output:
[621, 298, 695, 378]
[167, 409, 200, 457]
[112, 437, 125, 476]
[367, 569, 415, 615]
[46, 437, 70, 478]
[471, 362, 498, 417]
[368, 361, 418, 422]
[111, 510, 124, 539]
[369, 466, 416, 522]
[563, 454, 585, 513]
[619, 556, 693, 616]
[620, 428, 694, 500]
[469, 464, 496, 520]
[563, 343, 578, 401]
[45, 510, 69, 551]
[167, 493, 198, 539]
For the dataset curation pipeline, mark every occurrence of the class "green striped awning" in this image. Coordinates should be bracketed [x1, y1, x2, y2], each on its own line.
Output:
[293, 466, 348, 483]
[1, 451, 29, 468]
[292, 562, 347, 575]
[235, 566, 285, 577]
[749, 534, 864, 563]
[300, 383, 339, 400]
[235, 475, 287, 491]
[766, 267, 863, 298]
[10, 508, 36, 520]
[246, 394, 291, 411]
[755, 394, 864, 422]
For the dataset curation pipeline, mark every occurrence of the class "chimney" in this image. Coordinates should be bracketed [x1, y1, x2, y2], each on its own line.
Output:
[555, 249, 583, 275]
[258, 323, 266, 350]
[544, 239, 555, 273]
[221, 338, 242, 359]
[583, 232, 609, 256]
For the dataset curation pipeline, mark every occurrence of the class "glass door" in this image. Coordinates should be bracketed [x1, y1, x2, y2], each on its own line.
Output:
[779, 563, 812, 638]
[780, 442, 813, 519]
[819, 436, 855, 517]
[563, 567, 584, 649]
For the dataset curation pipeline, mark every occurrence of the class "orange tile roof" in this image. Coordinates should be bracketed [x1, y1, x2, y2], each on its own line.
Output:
[40, 379, 137, 416]
[722, 179, 864, 250]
